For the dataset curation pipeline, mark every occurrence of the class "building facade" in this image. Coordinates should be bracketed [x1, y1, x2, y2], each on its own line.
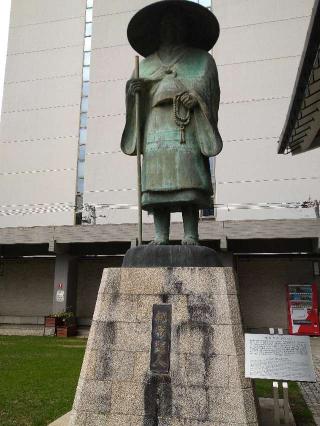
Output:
[0, 0, 319, 333]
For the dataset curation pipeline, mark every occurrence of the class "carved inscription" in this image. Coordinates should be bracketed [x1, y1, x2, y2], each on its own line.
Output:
[150, 304, 172, 374]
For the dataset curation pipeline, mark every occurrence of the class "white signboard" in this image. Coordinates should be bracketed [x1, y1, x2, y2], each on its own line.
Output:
[56, 289, 65, 302]
[245, 334, 316, 382]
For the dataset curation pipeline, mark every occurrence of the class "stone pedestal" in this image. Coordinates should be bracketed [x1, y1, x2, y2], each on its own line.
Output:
[70, 267, 259, 425]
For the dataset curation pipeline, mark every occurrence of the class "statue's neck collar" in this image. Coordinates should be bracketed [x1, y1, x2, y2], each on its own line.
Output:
[157, 44, 187, 68]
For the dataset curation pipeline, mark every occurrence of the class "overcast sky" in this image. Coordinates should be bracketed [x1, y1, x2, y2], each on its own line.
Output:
[0, 0, 11, 117]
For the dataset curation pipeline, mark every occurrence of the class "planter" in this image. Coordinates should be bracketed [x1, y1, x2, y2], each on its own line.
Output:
[56, 325, 77, 337]
[44, 317, 58, 328]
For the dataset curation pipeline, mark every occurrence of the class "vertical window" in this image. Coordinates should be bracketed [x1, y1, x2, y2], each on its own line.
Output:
[84, 37, 92, 52]
[190, 0, 211, 9]
[76, 0, 94, 223]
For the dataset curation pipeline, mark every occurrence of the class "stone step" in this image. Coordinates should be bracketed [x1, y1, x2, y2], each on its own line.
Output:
[0, 324, 44, 336]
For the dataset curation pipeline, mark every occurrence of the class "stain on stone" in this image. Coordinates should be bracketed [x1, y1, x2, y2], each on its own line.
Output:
[187, 294, 215, 323]
[173, 280, 183, 294]
[164, 268, 183, 295]
[175, 316, 213, 420]
[95, 352, 112, 380]
[104, 321, 116, 345]
[110, 287, 120, 304]
[143, 374, 172, 425]
[161, 294, 169, 303]
[92, 321, 116, 348]
[108, 271, 120, 304]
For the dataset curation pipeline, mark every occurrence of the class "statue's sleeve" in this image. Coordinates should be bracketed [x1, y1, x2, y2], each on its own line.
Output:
[192, 53, 223, 157]
[120, 78, 141, 156]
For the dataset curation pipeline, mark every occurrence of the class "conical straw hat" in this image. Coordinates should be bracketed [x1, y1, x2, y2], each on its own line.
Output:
[127, 0, 220, 57]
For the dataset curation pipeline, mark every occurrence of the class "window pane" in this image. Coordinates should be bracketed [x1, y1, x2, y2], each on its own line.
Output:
[79, 145, 86, 161]
[85, 22, 92, 37]
[200, 0, 211, 7]
[202, 208, 215, 217]
[87, 0, 93, 8]
[80, 112, 88, 128]
[86, 8, 93, 22]
[84, 37, 91, 52]
[83, 66, 90, 81]
[78, 161, 85, 179]
[79, 128, 87, 143]
[77, 177, 84, 193]
[81, 97, 89, 112]
[191, 0, 211, 6]
[84, 52, 91, 66]
[82, 81, 90, 96]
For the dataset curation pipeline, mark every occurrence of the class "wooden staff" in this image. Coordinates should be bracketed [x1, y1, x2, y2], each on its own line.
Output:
[135, 55, 142, 245]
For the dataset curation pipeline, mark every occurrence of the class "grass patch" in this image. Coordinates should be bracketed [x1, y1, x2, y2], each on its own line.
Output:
[255, 379, 316, 425]
[0, 336, 86, 426]
[0, 337, 316, 425]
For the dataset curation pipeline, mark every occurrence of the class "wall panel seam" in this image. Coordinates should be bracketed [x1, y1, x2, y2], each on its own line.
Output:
[8, 43, 83, 56]
[5, 73, 81, 85]
[2, 104, 80, 115]
[10, 16, 86, 29]
[217, 55, 301, 67]
[0, 135, 79, 145]
[0, 168, 76, 177]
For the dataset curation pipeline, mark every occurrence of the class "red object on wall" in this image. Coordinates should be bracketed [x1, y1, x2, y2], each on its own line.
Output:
[287, 283, 320, 336]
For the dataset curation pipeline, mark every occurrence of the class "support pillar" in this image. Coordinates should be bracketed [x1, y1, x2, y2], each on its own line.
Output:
[52, 253, 78, 314]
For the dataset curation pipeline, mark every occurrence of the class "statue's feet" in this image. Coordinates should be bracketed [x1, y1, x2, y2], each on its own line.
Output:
[182, 236, 199, 246]
[149, 238, 169, 246]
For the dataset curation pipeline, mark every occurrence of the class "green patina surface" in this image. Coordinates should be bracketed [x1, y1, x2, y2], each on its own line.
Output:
[121, 46, 222, 212]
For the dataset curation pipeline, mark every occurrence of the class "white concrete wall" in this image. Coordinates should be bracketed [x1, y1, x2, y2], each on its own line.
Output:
[84, 0, 320, 224]
[214, 0, 320, 220]
[83, 0, 153, 224]
[1, 0, 319, 228]
[0, 0, 86, 227]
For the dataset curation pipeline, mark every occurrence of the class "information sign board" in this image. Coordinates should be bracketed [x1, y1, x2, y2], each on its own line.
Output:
[56, 289, 65, 302]
[245, 334, 316, 382]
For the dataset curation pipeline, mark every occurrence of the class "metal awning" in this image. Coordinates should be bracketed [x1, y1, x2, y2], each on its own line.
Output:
[278, 0, 320, 155]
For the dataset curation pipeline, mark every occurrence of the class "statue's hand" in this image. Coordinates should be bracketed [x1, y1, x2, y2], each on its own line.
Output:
[180, 92, 198, 109]
[128, 79, 144, 96]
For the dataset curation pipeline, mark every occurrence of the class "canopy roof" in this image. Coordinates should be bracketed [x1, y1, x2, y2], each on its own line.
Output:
[278, 0, 320, 155]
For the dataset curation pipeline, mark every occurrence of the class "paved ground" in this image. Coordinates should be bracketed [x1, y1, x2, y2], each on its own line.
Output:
[49, 412, 70, 426]
[299, 337, 320, 425]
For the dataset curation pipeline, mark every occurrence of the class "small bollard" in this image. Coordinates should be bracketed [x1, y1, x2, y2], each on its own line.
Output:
[270, 328, 290, 424]
[273, 381, 281, 425]
[283, 382, 290, 424]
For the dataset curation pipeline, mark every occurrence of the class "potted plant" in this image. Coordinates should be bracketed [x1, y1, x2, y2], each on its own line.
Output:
[44, 311, 77, 337]
[44, 314, 63, 329]
[55, 311, 77, 337]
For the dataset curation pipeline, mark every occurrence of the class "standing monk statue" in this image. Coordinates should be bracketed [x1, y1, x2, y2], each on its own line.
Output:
[121, 0, 222, 245]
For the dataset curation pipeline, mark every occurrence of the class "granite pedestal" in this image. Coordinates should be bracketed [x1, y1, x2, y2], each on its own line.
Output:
[70, 266, 259, 425]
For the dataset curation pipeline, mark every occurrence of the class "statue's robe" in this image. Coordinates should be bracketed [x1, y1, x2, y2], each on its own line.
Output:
[121, 46, 223, 212]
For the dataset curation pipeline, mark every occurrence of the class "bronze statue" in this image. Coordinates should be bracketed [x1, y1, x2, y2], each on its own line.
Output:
[121, 0, 222, 245]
